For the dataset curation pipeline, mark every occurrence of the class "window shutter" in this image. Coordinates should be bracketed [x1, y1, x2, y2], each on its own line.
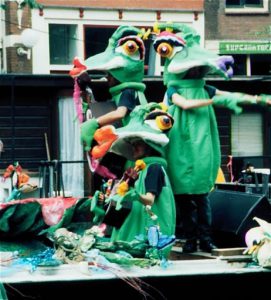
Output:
[231, 113, 263, 156]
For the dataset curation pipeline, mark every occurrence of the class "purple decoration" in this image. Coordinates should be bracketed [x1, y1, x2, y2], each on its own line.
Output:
[216, 55, 234, 78]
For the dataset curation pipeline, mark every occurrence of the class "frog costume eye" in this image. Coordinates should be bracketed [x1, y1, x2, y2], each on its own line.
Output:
[156, 42, 173, 58]
[116, 36, 145, 60]
[123, 40, 138, 53]
[121, 40, 139, 57]
[144, 109, 174, 133]
[155, 115, 173, 132]
[153, 31, 186, 59]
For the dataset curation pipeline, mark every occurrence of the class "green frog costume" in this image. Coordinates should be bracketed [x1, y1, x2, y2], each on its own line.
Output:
[110, 156, 175, 243]
[165, 79, 220, 194]
[110, 104, 176, 243]
[90, 103, 176, 256]
[83, 25, 148, 131]
[152, 23, 271, 253]
[153, 23, 271, 194]
[79, 25, 149, 178]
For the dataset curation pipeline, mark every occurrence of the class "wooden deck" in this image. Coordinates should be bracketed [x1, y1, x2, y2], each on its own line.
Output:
[2, 242, 270, 300]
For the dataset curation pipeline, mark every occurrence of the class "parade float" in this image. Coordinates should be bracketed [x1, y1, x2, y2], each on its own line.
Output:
[1, 23, 271, 299]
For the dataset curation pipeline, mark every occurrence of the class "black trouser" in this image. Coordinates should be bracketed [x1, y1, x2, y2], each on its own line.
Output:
[175, 193, 212, 242]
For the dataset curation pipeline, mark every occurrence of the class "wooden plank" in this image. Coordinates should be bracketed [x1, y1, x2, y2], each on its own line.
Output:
[212, 247, 246, 256]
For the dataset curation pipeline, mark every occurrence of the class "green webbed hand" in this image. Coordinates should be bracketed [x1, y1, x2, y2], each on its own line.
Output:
[6, 188, 21, 201]
[116, 188, 140, 210]
[259, 94, 271, 106]
[212, 94, 243, 114]
[80, 119, 99, 151]
[107, 188, 140, 211]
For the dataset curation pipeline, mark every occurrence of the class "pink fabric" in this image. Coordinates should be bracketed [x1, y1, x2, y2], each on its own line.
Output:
[88, 154, 117, 179]
[227, 155, 234, 182]
[95, 164, 117, 179]
[73, 79, 84, 124]
[0, 197, 78, 226]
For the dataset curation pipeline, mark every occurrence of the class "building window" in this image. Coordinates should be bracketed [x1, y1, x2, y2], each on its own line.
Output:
[219, 54, 271, 76]
[49, 24, 77, 65]
[231, 55, 247, 75]
[84, 26, 116, 58]
[219, 41, 271, 76]
[226, 0, 263, 7]
[231, 112, 263, 156]
[58, 97, 84, 197]
[251, 54, 271, 75]
[225, 0, 268, 13]
[228, 54, 271, 76]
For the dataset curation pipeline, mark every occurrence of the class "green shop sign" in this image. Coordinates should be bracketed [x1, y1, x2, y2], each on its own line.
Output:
[219, 41, 271, 54]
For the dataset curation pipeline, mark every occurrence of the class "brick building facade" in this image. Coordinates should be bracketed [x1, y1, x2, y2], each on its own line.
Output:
[1, 0, 204, 74]
[205, 0, 271, 76]
[3, 1, 32, 72]
[205, 0, 270, 40]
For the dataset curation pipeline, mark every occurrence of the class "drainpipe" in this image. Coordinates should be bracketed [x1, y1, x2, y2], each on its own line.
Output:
[16, 0, 25, 29]
[11, 75, 15, 163]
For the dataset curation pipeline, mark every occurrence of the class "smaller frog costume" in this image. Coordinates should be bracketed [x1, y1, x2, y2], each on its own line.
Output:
[110, 104, 176, 243]
[90, 103, 176, 256]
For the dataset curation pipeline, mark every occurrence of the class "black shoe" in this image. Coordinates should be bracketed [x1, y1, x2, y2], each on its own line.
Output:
[199, 240, 217, 253]
[182, 239, 197, 253]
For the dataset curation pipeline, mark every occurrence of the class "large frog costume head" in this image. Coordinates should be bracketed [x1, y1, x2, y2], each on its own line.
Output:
[91, 103, 174, 162]
[85, 25, 146, 84]
[153, 23, 234, 86]
[69, 25, 147, 124]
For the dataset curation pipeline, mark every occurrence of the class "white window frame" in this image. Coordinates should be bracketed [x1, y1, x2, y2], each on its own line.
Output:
[225, 0, 269, 14]
[49, 23, 79, 71]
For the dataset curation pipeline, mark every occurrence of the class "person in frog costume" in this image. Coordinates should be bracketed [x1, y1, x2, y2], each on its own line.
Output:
[153, 23, 271, 253]
[90, 103, 176, 257]
[71, 25, 149, 185]
[79, 25, 148, 150]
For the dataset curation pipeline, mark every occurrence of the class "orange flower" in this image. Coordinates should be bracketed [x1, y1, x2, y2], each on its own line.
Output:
[116, 160, 146, 196]
[18, 173, 30, 187]
[117, 181, 129, 196]
[135, 160, 146, 172]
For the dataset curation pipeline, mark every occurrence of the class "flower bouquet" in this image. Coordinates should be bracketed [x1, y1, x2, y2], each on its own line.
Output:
[91, 160, 146, 228]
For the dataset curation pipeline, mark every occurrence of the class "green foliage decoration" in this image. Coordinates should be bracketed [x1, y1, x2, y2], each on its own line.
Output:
[0, 0, 43, 9]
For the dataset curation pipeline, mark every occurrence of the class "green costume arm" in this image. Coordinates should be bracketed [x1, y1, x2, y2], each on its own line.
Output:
[259, 94, 271, 106]
[212, 94, 243, 114]
[90, 190, 106, 224]
[80, 119, 99, 151]
[166, 86, 178, 104]
[231, 92, 271, 106]
[213, 93, 271, 114]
